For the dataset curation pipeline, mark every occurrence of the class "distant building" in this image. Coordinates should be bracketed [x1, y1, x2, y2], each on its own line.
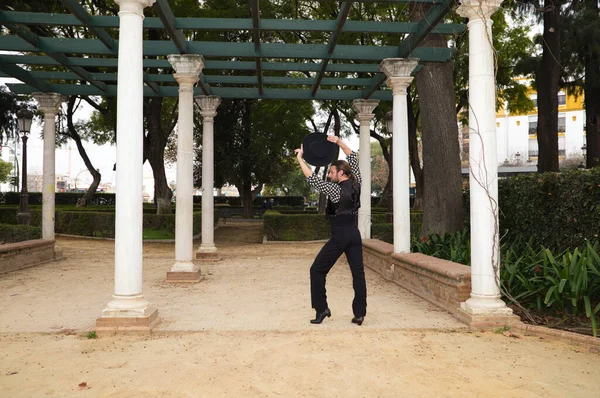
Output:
[492, 86, 585, 165]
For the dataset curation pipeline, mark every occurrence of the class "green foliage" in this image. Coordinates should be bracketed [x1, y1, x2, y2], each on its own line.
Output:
[453, 8, 536, 119]
[401, 228, 600, 337]
[0, 158, 13, 184]
[0, 192, 117, 206]
[411, 229, 471, 266]
[0, 85, 19, 145]
[497, 168, 600, 251]
[0, 223, 41, 244]
[370, 212, 423, 240]
[85, 331, 97, 339]
[263, 211, 330, 241]
[196, 99, 314, 203]
[501, 241, 600, 337]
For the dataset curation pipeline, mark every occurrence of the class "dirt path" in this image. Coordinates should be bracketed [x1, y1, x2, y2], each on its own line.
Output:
[0, 221, 599, 397]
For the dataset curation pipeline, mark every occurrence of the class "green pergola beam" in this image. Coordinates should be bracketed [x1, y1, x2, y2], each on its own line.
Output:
[7, 82, 394, 101]
[0, 64, 51, 92]
[312, 2, 351, 96]
[153, 0, 211, 95]
[362, 0, 453, 98]
[251, 0, 263, 95]
[60, 0, 116, 52]
[0, 36, 452, 61]
[0, 54, 383, 73]
[58, 0, 159, 93]
[154, 0, 188, 54]
[0, 70, 376, 86]
[2, 22, 108, 94]
[0, 11, 465, 34]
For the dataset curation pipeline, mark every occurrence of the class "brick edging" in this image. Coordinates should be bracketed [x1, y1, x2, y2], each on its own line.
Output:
[513, 322, 600, 347]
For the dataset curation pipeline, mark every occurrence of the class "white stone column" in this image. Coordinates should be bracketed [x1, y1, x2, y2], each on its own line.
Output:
[352, 99, 379, 239]
[380, 58, 418, 253]
[33, 93, 65, 241]
[167, 55, 204, 280]
[97, 0, 158, 331]
[458, 0, 512, 316]
[195, 96, 221, 260]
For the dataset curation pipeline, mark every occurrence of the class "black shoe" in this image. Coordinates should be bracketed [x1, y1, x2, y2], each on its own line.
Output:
[351, 316, 364, 326]
[310, 309, 331, 324]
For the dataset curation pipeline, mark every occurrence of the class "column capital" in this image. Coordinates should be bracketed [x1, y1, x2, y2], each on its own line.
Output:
[352, 99, 379, 122]
[380, 58, 419, 94]
[32, 92, 65, 117]
[115, 0, 156, 16]
[457, 0, 502, 21]
[195, 96, 221, 118]
[168, 54, 204, 87]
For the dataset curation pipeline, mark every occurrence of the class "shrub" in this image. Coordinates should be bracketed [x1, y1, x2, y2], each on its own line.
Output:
[370, 212, 423, 241]
[263, 211, 330, 241]
[407, 228, 600, 337]
[0, 223, 41, 244]
[0, 192, 117, 206]
[463, 168, 600, 251]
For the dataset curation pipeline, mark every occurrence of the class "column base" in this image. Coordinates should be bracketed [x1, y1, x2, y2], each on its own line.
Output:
[166, 267, 202, 283]
[455, 308, 521, 331]
[461, 294, 514, 316]
[96, 296, 159, 333]
[195, 251, 221, 261]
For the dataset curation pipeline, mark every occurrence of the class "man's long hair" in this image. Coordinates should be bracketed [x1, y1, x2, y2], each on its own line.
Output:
[331, 160, 359, 190]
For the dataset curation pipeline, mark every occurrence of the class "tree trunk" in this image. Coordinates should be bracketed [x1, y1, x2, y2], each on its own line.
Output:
[413, 15, 464, 236]
[240, 182, 254, 219]
[585, 53, 600, 168]
[537, 4, 561, 173]
[407, 90, 423, 211]
[66, 97, 101, 207]
[144, 97, 173, 214]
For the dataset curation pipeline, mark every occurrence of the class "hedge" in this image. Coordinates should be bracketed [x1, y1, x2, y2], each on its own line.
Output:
[195, 195, 304, 207]
[0, 223, 41, 244]
[264, 211, 423, 242]
[0, 209, 217, 238]
[0, 192, 117, 206]
[263, 210, 330, 241]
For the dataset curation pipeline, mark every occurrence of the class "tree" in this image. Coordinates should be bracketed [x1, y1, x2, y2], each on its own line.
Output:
[370, 142, 388, 197]
[0, 158, 12, 183]
[561, 0, 600, 167]
[194, 98, 313, 218]
[409, 4, 464, 236]
[0, 85, 19, 146]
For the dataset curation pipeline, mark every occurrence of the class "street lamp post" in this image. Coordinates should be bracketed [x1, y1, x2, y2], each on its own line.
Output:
[16, 105, 33, 225]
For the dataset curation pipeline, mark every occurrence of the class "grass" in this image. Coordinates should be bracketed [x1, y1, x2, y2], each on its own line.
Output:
[142, 228, 174, 240]
[86, 331, 97, 339]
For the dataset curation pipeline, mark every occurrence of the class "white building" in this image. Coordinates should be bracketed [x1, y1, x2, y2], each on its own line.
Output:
[493, 88, 586, 166]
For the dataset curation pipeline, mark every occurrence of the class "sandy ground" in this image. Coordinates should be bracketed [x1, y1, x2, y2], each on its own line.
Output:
[0, 221, 599, 397]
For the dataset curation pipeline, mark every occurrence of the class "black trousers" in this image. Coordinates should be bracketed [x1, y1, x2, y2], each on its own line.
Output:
[310, 219, 367, 317]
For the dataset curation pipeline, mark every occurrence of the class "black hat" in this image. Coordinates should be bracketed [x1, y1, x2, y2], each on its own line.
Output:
[301, 133, 337, 166]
